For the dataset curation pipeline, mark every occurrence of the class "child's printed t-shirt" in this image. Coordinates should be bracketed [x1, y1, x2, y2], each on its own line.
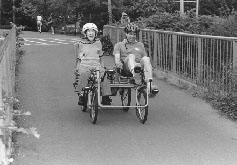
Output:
[113, 39, 147, 63]
[77, 39, 103, 68]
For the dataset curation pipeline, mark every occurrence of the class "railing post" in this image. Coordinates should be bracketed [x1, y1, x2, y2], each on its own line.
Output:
[139, 30, 142, 43]
[197, 37, 202, 83]
[0, 49, 5, 164]
[109, 27, 112, 43]
[233, 12, 237, 108]
[102, 26, 107, 36]
[233, 40, 237, 99]
[153, 32, 158, 68]
[172, 34, 177, 73]
[116, 28, 120, 43]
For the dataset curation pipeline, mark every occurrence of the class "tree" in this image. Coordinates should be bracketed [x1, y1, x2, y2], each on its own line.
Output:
[199, 0, 236, 16]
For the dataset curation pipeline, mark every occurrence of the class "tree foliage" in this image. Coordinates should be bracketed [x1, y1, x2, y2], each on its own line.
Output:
[1, 0, 237, 31]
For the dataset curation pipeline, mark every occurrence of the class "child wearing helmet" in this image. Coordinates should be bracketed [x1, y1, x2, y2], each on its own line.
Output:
[113, 22, 159, 97]
[74, 23, 112, 105]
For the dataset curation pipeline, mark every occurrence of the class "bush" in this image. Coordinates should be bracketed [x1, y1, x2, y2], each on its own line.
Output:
[135, 11, 237, 37]
[100, 35, 114, 56]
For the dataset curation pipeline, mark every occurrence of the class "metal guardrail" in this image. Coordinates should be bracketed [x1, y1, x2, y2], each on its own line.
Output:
[0, 26, 16, 164]
[103, 25, 237, 94]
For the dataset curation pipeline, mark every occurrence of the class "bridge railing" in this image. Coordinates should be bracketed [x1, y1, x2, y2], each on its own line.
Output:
[0, 26, 16, 163]
[103, 25, 237, 94]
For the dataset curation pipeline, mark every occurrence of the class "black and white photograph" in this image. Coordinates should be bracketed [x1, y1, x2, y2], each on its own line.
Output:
[0, 0, 237, 165]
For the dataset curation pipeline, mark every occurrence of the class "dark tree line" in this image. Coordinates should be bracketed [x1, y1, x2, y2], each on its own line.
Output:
[0, 0, 236, 30]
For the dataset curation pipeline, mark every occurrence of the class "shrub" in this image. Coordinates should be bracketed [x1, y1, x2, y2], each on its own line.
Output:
[100, 35, 114, 56]
[135, 11, 236, 37]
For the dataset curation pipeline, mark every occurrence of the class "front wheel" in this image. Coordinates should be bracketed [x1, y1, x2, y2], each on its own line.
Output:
[136, 88, 148, 124]
[120, 88, 131, 112]
[90, 89, 98, 124]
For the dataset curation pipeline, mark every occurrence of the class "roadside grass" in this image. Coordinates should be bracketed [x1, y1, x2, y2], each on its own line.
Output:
[11, 43, 26, 161]
[185, 84, 236, 120]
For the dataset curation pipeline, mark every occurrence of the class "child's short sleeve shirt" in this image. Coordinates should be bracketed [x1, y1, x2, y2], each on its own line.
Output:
[77, 39, 103, 67]
[113, 39, 147, 63]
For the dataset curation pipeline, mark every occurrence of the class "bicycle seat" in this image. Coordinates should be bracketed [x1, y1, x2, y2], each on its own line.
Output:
[117, 68, 133, 77]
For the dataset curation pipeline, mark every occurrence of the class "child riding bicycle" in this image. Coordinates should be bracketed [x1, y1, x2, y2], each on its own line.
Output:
[113, 23, 159, 97]
[74, 23, 112, 105]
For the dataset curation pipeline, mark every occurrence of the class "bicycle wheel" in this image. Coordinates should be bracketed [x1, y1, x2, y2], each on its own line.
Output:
[90, 89, 98, 124]
[120, 88, 131, 112]
[136, 88, 148, 124]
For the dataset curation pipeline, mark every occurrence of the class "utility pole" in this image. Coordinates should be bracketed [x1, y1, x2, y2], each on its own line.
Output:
[12, 0, 15, 23]
[0, 0, 2, 28]
[176, 0, 199, 17]
[108, 0, 112, 25]
[180, 0, 184, 15]
[195, 0, 199, 17]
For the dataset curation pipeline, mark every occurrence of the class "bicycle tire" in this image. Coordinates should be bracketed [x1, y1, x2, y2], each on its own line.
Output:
[135, 88, 148, 124]
[120, 88, 131, 112]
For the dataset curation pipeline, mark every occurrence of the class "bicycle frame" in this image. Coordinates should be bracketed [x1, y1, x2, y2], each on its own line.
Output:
[95, 69, 149, 109]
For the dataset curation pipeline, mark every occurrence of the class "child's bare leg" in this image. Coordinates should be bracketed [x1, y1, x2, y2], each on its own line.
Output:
[140, 56, 152, 81]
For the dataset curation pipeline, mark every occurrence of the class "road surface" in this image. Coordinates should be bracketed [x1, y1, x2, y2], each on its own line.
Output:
[12, 31, 237, 165]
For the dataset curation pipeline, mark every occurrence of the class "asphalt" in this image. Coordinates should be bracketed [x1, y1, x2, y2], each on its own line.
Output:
[11, 31, 237, 165]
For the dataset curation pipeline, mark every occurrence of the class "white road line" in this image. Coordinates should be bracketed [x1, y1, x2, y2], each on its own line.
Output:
[53, 39, 66, 41]
[24, 38, 79, 39]
[24, 44, 59, 46]
[35, 44, 58, 45]
[24, 38, 78, 46]
[38, 39, 47, 41]
[55, 42, 69, 44]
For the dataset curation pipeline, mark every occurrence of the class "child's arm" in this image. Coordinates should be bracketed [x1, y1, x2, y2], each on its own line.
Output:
[74, 42, 84, 71]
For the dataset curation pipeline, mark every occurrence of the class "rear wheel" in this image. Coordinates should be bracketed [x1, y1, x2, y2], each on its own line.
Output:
[90, 89, 98, 124]
[120, 88, 131, 112]
[136, 88, 148, 124]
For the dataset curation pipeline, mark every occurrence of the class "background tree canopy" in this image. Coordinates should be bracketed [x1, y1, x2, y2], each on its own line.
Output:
[0, 0, 236, 31]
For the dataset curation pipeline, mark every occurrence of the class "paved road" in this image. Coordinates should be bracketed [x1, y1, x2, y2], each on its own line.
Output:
[12, 31, 237, 165]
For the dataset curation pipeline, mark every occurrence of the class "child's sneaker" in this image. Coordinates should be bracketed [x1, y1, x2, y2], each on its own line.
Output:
[101, 96, 112, 105]
[78, 92, 85, 105]
[73, 82, 78, 89]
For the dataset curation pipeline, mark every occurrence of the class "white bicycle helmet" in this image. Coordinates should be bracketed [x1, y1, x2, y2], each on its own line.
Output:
[82, 23, 98, 35]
